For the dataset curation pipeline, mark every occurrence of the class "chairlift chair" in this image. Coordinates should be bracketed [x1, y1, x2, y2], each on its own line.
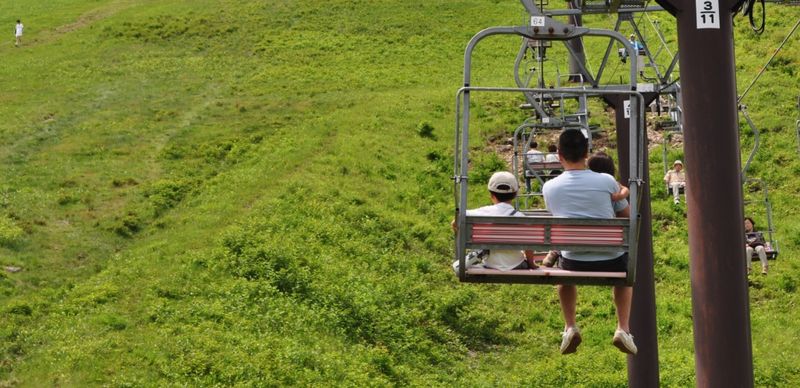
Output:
[743, 178, 779, 260]
[453, 17, 646, 286]
[795, 95, 800, 155]
[512, 122, 565, 202]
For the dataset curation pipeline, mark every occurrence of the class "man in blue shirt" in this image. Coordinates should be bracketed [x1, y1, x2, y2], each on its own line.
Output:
[542, 129, 637, 355]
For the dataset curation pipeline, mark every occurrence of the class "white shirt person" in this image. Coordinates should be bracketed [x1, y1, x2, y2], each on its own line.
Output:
[15, 20, 23, 47]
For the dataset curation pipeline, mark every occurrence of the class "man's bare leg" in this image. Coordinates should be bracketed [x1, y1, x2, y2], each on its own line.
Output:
[613, 285, 632, 332]
[558, 284, 582, 353]
[558, 284, 578, 328]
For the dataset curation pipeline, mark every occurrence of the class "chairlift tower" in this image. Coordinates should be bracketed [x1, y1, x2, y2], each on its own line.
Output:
[653, 0, 754, 386]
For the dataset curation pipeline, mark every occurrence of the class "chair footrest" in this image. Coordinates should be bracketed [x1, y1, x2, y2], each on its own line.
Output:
[466, 267, 626, 278]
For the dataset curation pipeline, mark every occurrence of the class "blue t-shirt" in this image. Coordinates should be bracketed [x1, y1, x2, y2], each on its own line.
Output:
[542, 170, 628, 262]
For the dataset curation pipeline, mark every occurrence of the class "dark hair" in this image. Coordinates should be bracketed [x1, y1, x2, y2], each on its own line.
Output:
[529, 141, 538, 149]
[744, 217, 756, 228]
[17, 20, 21, 23]
[557, 129, 588, 163]
[491, 191, 517, 202]
[548, 144, 557, 152]
[588, 151, 616, 176]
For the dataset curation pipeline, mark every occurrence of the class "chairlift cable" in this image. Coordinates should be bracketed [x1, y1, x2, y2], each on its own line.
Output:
[738, 17, 800, 103]
[635, 0, 650, 37]
[606, 53, 624, 86]
[644, 12, 674, 58]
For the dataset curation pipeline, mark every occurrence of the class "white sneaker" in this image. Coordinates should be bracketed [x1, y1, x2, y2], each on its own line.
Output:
[560, 326, 582, 354]
[612, 329, 638, 354]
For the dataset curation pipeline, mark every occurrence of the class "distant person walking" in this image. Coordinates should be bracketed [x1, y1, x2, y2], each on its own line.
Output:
[15, 20, 23, 47]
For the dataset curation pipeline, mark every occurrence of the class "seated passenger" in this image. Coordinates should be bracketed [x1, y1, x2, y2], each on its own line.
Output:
[629, 34, 645, 55]
[451, 171, 535, 270]
[744, 217, 768, 275]
[664, 160, 686, 205]
[542, 130, 636, 355]
[544, 144, 559, 163]
[541, 144, 562, 180]
[628, 34, 646, 75]
[542, 152, 629, 266]
[588, 151, 630, 208]
[526, 141, 545, 164]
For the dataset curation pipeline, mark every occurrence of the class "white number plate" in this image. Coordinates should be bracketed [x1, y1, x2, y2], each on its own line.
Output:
[696, 0, 720, 29]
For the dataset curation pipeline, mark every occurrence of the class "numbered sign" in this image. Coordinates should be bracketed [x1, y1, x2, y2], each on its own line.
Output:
[623, 100, 631, 119]
[696, 0, 720, 29]
[531, 16, 545, 27]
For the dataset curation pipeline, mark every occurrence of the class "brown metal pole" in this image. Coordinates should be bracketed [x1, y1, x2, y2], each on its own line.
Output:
[654, 1, 754, 386]
[609, 94, 660, 388]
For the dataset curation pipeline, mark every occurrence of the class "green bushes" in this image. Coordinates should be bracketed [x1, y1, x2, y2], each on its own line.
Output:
[218, 232, 311, 296]
[0, 215, 23, 246]
[145, 179, 192, 215]
[113, 212, 144, 237]
[469, 153, 507, 184]
[102, 14, 237, 43]
[416, 121, 436, 139]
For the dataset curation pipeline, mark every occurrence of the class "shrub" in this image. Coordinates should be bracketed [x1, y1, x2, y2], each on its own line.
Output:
[145, 179, 193, 215]
[416, 121, 435, 139]
[6, 302, 33, 316]
[217, 230, 310, 296]
[113, 212, 144, 237]
[56, 188, 80, 206]
[469, 153, 507, 184]
[777, 274, 797, 293]
[0, 215, 23, 246]
[97, 313, 129, 331]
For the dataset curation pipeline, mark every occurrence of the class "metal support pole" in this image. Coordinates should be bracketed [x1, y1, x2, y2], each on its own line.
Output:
[608, 94, 659, 388]
[654, 1, 754, 386]
[566, 0, 588, 82]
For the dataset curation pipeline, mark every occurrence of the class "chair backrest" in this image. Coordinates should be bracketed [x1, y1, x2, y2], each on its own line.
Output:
[527, 161, 564, 172]
[465, 215, 629, 252]
[460, 215, 633, 286]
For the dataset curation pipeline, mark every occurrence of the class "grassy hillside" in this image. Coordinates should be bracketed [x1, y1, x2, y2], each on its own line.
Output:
[0, 0, 798, 386]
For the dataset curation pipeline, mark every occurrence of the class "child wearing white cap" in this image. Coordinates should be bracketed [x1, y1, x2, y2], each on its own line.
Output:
[451, 171, 535, 270]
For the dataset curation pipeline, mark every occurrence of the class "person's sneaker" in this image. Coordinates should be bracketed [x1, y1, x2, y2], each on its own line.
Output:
[612, 329, 638, 355]
[560, 326, 582, 354]
[761, 267, 768, 275]
[542, 251, 559, 267]
[673, 199, 680, 205]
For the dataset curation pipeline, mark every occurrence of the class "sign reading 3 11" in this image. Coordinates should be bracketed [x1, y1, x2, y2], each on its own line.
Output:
[696, 0, 720, 29]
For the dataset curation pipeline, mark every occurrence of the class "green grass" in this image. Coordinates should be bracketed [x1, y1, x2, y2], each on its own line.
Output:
[0, 0, 799, 386]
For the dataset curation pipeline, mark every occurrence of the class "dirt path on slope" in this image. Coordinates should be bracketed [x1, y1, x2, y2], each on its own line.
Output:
[24, 0, 143, 46]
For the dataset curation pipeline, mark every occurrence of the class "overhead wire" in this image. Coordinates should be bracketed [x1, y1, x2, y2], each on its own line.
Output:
[739, 17, 800, 103]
